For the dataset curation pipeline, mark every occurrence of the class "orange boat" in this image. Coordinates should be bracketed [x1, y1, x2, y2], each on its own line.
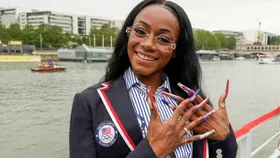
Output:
[31, 61, 66, 72]
[31, 66, 66, 72]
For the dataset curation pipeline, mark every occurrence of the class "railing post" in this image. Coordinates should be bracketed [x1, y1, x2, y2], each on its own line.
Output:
[239, 132, 252, 158]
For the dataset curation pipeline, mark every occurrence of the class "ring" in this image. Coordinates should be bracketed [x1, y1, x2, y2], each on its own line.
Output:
[219, 102, 226, 108]
[183, 127, 191, 136]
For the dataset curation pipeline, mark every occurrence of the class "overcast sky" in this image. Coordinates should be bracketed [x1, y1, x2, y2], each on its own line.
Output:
[1, 0, 279, 34]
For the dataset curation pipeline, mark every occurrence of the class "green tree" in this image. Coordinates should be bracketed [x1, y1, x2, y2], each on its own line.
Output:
[22, 25, 37, 45]
[253, 41, 262, 45]
[89, 24, 119, 47]
[214, 33, 228, 49]
[193, 29, 219, 50]
[271, 36, 280, 45]
[227, 36, 237, 50]
[73, 34, 83, 45]
[8, 23, 22, 41]
[36, 24, 65, 48]
[0, 24, 11, 43]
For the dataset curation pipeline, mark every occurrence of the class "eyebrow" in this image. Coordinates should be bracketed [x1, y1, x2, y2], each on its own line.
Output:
[135, 20, 174, 34]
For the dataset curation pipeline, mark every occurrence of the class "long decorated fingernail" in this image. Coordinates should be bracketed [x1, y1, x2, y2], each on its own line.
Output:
[225, 79, 229, 98]
[199, 129, 215, 139]
[201, 109, 215, 121]
[162, 91, 181, 101]
[161, 99, 176, 111]
[189, 89, 200, 102]
[195, 98, 209, 110]
[177, 82, 195, 95]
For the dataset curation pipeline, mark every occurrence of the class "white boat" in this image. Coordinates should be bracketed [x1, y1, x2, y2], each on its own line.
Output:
[211, 56, 220, 61]
[258, 55, 280, 64]
[235, 56, 246, 60]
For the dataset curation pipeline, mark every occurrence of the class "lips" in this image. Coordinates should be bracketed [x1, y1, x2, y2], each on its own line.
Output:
[136, 52, 158, 61]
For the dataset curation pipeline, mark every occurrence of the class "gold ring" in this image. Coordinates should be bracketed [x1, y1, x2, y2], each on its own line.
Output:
[219, 102, 226, 108]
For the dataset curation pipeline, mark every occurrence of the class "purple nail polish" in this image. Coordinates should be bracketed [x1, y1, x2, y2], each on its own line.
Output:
[161, 99, 176, 111]
[161, 99, 169, 106]
[201, 109, 215, 121]
[190, 89, 200, 102]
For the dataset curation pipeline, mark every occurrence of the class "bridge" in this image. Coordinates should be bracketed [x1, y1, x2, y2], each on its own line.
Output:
[232, 44, 280, 56]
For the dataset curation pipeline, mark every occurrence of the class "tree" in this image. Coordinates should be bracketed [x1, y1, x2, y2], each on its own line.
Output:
[0, 24, 11, 43]
[193, 29, 219, 50]
[271, 36, 280, 45]
[253, 41, 262, 45]
[214, 33, 228, 49]
[1, 23, 120, 49]
[36, 24, 65, 48]
[8, 24, 22, 41]
[22, 25, 37, 45]
[227, 36, 237, 50]
[89, 24, 119, 47]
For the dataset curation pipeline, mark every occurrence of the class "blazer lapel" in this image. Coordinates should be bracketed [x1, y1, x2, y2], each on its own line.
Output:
[102, 76, 143, 149]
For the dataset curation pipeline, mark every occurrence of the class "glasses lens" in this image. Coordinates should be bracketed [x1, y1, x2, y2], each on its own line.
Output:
[127, 27, 175, 52]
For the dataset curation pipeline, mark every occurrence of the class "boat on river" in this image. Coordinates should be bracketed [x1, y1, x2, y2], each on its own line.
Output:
[258, 55, 280, 64]
[31, 66, 66, 72]
[31, 62, 66, 72]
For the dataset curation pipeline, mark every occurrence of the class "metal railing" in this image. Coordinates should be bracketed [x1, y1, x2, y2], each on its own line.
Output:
[234, 106, 280, 158]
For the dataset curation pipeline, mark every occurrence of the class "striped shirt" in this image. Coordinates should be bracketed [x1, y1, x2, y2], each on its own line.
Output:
[123, 67, 193, 158]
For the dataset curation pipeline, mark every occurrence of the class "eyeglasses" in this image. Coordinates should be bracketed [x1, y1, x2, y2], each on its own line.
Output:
[126, 26, 176, 52]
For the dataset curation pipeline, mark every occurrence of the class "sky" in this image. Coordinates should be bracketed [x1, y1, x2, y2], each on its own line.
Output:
[1, 0, 280, 34]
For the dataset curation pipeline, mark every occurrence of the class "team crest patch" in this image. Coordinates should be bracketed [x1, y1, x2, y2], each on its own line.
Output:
[136, 114, 146, 131]
[95, 121, 118, 147]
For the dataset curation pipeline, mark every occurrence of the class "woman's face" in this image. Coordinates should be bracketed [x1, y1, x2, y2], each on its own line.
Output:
[127, 5, 179, 78]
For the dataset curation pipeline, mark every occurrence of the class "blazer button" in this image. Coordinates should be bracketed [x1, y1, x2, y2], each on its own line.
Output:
[216, 149, 222, 154]
[216, 154, 223, 158]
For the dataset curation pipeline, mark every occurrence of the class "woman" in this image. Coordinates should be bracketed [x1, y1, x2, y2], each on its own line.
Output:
[69, 0, 238, 158]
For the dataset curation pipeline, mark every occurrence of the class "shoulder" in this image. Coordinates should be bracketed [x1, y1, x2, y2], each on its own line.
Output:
[72, 82, 105, 108]
[73, 80, 118, 104]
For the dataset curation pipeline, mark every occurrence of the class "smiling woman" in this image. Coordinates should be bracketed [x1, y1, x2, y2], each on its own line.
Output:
[126, 5, 179, 87]
[69, 0, 238, 158]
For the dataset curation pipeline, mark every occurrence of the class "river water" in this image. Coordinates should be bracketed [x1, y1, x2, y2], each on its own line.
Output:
[0, 60, 279, 158]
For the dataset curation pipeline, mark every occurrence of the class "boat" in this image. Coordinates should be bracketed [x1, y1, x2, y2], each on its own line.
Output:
[196, 50, 219, 61]
[235, 56, 246, 60]
[258, 55, 280, 64]
[31, 63, 66, 72]
[31, 66, 66, 72]
[211, 56, 221, 61]
[57, 45, 113, 62]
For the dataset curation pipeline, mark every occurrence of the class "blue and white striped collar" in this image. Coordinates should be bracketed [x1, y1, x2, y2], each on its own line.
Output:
[123, 67, 171, 92]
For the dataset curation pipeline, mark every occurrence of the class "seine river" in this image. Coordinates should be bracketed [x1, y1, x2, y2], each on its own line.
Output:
[0, 60, 279, 158]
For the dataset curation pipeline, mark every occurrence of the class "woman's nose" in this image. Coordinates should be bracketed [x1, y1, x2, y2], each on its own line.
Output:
[139, 36, 157, 51]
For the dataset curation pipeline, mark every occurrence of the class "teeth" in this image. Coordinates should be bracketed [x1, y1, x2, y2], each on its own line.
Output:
[137, 52, 156, 61]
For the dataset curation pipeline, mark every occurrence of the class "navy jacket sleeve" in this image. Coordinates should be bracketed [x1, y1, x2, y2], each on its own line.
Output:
[69, 91, 157, 158]
[70, 93, 97, 158]
[208, 127, 238, 158]
[126, 138, 157, 158]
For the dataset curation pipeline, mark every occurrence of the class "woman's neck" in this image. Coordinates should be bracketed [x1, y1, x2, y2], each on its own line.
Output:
[136, 72, 163, 94]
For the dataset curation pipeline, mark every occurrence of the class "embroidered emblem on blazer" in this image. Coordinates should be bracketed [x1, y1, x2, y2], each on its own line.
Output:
[95, 121, 118, 147]
[136, 114, 146, 131]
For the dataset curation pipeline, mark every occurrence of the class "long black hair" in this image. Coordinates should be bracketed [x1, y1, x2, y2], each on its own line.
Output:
[102, 0, 208, 100]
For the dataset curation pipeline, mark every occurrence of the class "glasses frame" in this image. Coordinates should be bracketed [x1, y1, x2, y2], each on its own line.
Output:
[125, 26, 176, 51]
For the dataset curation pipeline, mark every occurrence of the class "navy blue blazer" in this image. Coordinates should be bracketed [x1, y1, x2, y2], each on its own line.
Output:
[69, 76, 238, 158]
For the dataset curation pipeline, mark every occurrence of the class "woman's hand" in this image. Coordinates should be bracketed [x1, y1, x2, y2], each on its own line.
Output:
[162, 80, 231, 141]
[146, 86, 215, 158]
